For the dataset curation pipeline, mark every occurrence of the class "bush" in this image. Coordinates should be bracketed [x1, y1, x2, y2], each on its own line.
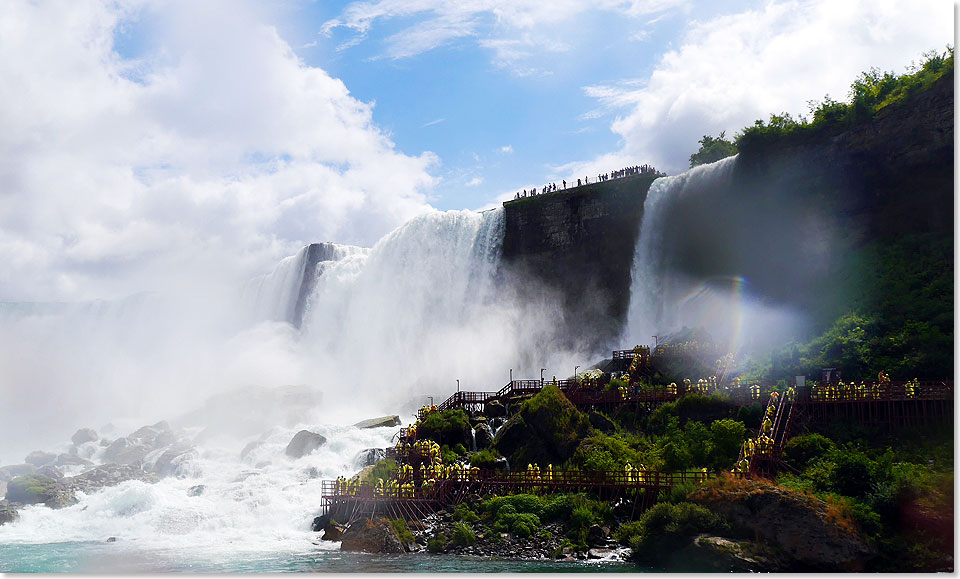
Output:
[829, 450, 875, 498]
[625, 502, 728, 562]
[783, 433, 836, 470]
[361, 458, 397, 485]
[389, 518, 414, 545]
[453, 504, 480, 523]
[418, 408, 472, 448]
[469, 448, 500, 469]
[451, 522, 477, 547]
[427, 533, 447, 553]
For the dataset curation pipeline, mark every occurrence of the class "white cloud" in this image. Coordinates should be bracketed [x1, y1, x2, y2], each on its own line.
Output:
[465, 177, 483, 187]
[0, 0, 438, 302]
[499, 145, 514, 153]
[322, 0, 687, 72]
[584, 0, 953, 174]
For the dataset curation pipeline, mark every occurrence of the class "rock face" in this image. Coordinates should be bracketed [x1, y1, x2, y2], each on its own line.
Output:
[0, 500, 19, 526]
[284, 430, 327, 459]
[56, 454, 94, 468]
[690, 478, 875, 571]
[664, 534, 786, 573]
[66, 464, 159, 494]
[493, 385, 590, 466]
[24, 451, 57, 467]
[152, 444, 198, 478]
[353, 448, 386, 469]
[340, 517, 405, 554]
[501, 173, 657, 352]
[474, 424, 494, 450]
[71, 428, 98, 446]
[353, 416, 401, 429]
[0, 464, 38, 481]
[5, 474, 77, 509]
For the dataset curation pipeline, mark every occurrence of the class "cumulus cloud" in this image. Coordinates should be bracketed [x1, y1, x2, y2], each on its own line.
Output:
[0, 0, 437, 302]
[582, 0, 953, 174]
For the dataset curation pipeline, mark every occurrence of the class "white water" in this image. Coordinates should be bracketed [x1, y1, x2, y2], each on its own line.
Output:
[0, 207, 585, 564]
[624, 155, 802, 356]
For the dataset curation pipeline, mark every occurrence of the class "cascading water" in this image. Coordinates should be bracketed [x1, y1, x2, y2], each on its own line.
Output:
[624, 155, 803, 355]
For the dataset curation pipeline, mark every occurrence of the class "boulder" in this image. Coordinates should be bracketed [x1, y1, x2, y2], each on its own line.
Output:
[152, 445, 198, 478]
[0, 464, 37, 481]
[588, 411, 617, 432]
[71, 428, 99, 446]
[322, 523, 346, 542]
[65, 464, 158, 494]
[187, 485, 205, 497]
[493, 385, 591, 467]
[24, 451, 57, 467]
[37, 465, 64, 480]
[352, 416, 401, 429]
[485, 400, 507, 418]
[284, 430, 327, 459]
[663, 534, 785, 572]
[689, 477, 875, 571]
[5, 474, 77, 509]
[474, 424, 494, 450]
[128, 422, 176, 449]
[0, 500, 19, 526]
[103, 438, 149, 466]
[353, 448, 386, 469]
[340, 517, 405, 553]
[587, 524, 609, 546]
[56, 454, 94, 468]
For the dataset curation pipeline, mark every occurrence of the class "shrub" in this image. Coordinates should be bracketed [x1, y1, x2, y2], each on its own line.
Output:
[453, 504, 480, 523]
[419, 408, 472, 448]
[829, 450, 874, 498]
[626, 502, 727, 561]
[469, 448, 500, 469]
[361, 458, 396, 485]
[451, 522, 477, 547]
[453, 443, 468, 455]
[389, 518, 414, 545]
[783, 433, 836, 470]
[427, 533, 447, 553]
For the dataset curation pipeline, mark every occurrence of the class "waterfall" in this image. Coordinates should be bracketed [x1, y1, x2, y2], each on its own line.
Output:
[244, 243, 367, 328]
[624, 156, 739, 347]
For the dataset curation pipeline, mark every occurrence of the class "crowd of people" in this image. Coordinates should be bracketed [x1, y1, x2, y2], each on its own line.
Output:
[510, 163, 663, 201]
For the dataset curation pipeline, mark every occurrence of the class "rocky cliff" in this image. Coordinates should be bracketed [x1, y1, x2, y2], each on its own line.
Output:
[501, 173, 659, 352]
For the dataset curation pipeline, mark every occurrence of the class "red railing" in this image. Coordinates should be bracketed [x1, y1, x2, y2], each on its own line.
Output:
[803, 381, 952, 403]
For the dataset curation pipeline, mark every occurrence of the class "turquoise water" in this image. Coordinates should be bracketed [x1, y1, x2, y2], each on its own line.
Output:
[0, 542, 645, 573]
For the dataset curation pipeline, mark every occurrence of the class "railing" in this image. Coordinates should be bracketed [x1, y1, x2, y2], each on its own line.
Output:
[437, 390, 496, 412]
[322, 468, 708, 502]
[804, 381, 952, 403]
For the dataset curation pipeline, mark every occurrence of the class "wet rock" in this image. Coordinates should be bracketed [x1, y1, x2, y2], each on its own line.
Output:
[5, 474, 77, 508]
[340, 517, 405, 553]
[588, 411, 617, 432]
[311, 514, 330, 532]
[588, 548, 612, 559]
[284, 430, 327, 459]
[103, 438, 149, 466]
[353, 415, 401, 429]
[187, 485, 205, 497]
[66, 463, 158, 494]
[665, 534, 782, 572]
[474, 424, 494, 450]
[106, 536, 117, 543]
[302, 467, 321, 479]
[71, 428, 99, 446]
[24, 451, 58, 467]
[37, 465, 64, 480]
[152, 444, 197, 478]
[56, 454, 94, 468]
[353, 448, 386, 469]
[322, 522, 346, 542]
[0, 500, 19, 525]
[1, 464, 38, 482]
[587, 524, 609, 546]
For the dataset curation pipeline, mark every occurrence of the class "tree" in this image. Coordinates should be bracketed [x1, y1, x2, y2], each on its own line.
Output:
[689, 132, 737, 167]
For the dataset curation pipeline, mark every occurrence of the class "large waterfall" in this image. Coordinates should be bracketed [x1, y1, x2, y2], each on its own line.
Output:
[624, 155, 804, 355]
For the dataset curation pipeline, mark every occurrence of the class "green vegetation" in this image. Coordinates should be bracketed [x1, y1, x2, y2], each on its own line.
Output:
[733, 48, 952, 154]
[418, 408, 472, 449]
[389, 518, 415, 545]
[5, 474, 59, 505]
[452, 503, 480, 523]
[478, 492, 612, 547]
[615, 502, 728, 563]
[775, 426, 953, 571]
[427, 532, 448, 553]
[468, 448, 501, 469]
[451, 522, 477, 547]
[361, 458, 396, 485]
[689, 132, 737, 167]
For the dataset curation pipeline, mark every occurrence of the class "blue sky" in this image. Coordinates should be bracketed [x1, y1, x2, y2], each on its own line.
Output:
[0, 0, 952, 301]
